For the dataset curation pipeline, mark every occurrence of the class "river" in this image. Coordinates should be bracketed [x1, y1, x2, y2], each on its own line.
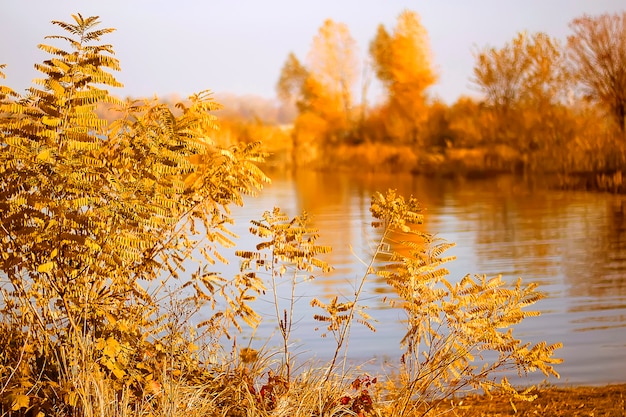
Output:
[206, 169, 626, 387]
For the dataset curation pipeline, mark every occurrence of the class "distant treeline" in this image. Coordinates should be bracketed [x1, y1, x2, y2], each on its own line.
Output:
[99, 11, 626, 192]
[277, 10, 626, 192]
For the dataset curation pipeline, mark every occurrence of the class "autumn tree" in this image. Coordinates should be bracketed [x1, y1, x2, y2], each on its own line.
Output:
[276, 19, 360, 166]
[473, 33, 530, 114]
[369, 24, 393, 86]
[472, 31, 574, 171]
[369, 10, 437, 145]
[473, 32, 569, 112]
[306, 19, 359, 132]
[276, 51, 309, 115]
[568, 12, 626, 135]
[524, 33, 570, 106]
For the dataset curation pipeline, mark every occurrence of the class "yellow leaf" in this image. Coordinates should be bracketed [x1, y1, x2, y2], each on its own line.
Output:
[10, 394, 29, 411]
[96, 337, 105, 350]
[103, 336, 121, 358]
[117, 320, 129, 332]
[111, 363, 126, 379]
[42, 116, 61, 126]
[144, 379, 161, 395]
[37, 261, 55, 273]
[36, 149, 52, 162]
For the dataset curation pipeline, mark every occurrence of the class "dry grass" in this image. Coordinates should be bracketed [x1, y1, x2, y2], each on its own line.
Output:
[328, 143, 419, 172]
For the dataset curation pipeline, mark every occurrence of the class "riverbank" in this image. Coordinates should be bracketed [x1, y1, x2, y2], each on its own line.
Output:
[271, 142, 626, 194]
[2, 380, 624, 416]
[436, 383, 626, 416]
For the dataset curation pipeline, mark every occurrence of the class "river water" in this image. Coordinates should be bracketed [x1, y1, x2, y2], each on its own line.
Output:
[207, 170, 626, 386]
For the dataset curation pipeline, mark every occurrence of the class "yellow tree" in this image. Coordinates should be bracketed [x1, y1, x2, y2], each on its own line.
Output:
[276, 51, 309, 112]
[568, 12, 626, 135]
[306, 18, 359, 141]
[278, 19, 359, 166]
[369, 10, 437, 145]
[369, 24, 393, 87]
[473, 33, 531, 114]
[523, 33, 570, 106]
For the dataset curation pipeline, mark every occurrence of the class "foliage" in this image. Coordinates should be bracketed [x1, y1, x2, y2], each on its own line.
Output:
[306, 19, 359, 133]
[369, 10, 437, 146]
[568, 11, 626, 135]
[1, 12, 565, 417]
[276, 52, 310, 108]
[278, 9, 439, 165]
[236, 208, 332, 381]
[369, 191, 562, 416]
[469, 28, 626, 176]
[337, 376, 377, 417]
[276, 19, 362, 167]
[473, 32, 569, 110]
[271, 10, 626, 185]
[231, 190, 562, 416]
[472, 32, 571, 156]
[0, 13, 268, 415]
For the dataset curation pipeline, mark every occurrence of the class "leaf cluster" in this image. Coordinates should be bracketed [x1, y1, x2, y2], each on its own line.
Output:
[0, 13, 268, 415]
[369, 190, 562, 416]
[236, 207, 332, 379]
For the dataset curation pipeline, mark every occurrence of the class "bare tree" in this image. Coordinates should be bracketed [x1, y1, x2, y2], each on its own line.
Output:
[472, 32, 532, 113]
[568, 12, 626, 134]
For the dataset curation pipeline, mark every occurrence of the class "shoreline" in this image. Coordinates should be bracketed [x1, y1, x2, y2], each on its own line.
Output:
[441, 383, 626, 416]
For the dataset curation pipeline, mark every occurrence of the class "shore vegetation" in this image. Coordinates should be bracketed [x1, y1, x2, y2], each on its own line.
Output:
[0, 13, 579, 417]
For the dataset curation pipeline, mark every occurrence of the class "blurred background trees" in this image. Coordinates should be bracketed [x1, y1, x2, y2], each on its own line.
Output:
[276, 19, 360, 167]
[568, 12, 626, 136]
[471, 31, 573, 172]
[92, 10, 626, 187]
[268, 9, 626, 189]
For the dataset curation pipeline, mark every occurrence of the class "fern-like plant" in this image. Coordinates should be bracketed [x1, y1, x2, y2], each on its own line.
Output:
[0, 13, 268, 415]
[370, 190, 562, 416]
[236, 207, 332, 382]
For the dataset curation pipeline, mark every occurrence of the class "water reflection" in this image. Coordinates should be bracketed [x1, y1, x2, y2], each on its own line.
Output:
[223, 170, 626, 385]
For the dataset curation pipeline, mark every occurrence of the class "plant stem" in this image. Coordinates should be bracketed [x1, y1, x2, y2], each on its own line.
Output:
[324, 219, 391, 382]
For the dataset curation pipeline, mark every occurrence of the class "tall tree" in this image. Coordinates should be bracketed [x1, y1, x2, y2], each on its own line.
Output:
[474, 32, 569, 110]
[568, 12, 626, 134]
[279, 19, 360, 166]
[276, 52, 309, 109]
[369, 10, 437, 145]
[306, 18, 359, 136]
[524, 33, 570, 105]
[369, 24, 393, 87]
[472, 32, 570, 155]
[473, 32, 530, 112]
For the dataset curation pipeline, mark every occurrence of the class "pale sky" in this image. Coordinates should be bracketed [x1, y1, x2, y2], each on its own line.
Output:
[1, 1, 624, 104]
